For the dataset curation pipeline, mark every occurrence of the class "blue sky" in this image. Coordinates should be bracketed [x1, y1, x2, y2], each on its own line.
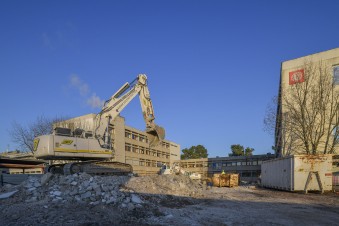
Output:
[1, 1, 339, 157]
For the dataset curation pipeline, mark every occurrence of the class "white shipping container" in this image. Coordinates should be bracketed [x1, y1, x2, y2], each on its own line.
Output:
[261, 155, 332, 192]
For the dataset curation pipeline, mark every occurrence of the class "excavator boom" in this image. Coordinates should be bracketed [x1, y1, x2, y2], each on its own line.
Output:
[33, 74, 165, 175]
[94, 74, 165, 148]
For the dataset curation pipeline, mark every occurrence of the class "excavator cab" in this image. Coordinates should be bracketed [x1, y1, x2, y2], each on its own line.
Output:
[146, 124, 165, 147]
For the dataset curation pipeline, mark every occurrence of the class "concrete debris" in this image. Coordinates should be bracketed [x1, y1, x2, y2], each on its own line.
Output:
[40, 172, 53, 185]
[1, 173, 338, 226]
[0, 190, 18, 199]
[1, 173, 205, 209]
[125, 174, 204, 197]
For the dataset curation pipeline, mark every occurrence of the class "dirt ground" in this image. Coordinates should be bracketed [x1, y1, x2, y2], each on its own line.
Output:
[0, 174, 338, 226]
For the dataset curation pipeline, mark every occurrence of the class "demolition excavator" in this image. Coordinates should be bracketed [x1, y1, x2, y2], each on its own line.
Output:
[33, 74, 165, 175]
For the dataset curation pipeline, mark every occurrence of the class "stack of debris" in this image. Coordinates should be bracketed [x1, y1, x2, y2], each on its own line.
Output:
[1, 172, 205, 210]
[125, 174, 204, 197]
[22, 173, 144, 210]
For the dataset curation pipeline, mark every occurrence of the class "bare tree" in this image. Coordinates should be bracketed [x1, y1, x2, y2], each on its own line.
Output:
[9, 115, 67, 153]
[263, 96, 278, 136]
[281, 61, 338, 155]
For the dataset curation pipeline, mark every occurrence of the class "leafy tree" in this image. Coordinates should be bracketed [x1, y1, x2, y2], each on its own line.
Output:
[245, 147, 254, 156]
[229, 144, 255, 156]
[229, 144, 244, 156]
[181, 145, 208, 160]
[9, 115, 66, 153]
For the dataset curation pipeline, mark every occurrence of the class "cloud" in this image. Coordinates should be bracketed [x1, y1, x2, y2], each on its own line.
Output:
[69, 74, 104, 109]
[70, 74, 89, 96]
[87, 93, 105, 109]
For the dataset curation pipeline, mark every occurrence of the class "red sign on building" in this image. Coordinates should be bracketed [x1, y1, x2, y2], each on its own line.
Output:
[289, 69, 305, 85]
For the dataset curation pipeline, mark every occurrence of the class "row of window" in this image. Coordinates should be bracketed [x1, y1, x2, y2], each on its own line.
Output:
[125, 130, 148, 143]
[210, 160, 262, 168]
[180, 160, 263, 169]
[125, 129, 170, 149]
[125, 157, 169, 167]
[125, 143, 170, 159]
[239, 171, 260, 177]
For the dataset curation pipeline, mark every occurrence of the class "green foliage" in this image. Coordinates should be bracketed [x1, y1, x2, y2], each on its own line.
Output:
[181, 145, 208, 160]
[229, 144, 244, 156]
[229, 144, 255, 156]
[245, 147, 254, 156]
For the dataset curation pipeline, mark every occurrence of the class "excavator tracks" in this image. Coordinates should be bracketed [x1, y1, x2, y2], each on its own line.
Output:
[47, 161, 133, 176]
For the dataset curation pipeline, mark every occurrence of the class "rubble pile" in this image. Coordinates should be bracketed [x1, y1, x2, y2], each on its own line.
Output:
[125, 174, 205, 197]
[7, 172, 205, 210]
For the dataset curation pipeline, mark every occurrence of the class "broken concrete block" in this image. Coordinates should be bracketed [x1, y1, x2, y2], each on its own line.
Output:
[81, 191, 92, 200]
[41, 173, 53, 185]
[131, 194, 143, 204]
[53, 191, 62, 196]
[0, 190, 18, 199]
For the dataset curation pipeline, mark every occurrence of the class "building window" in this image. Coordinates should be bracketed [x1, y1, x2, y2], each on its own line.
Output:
[132, 133, 138, 140]
[132, 145, 138, 153]
[125, 131, 131, 139]
[217, 163, 222, 170]
[334, 66, 339, 85]
[139, 136, 145, 142]
[241, 171, 251, 177]
[125, 144, 131, 152]
[139, 147, 145, 154]
[252, 171, 259, 177]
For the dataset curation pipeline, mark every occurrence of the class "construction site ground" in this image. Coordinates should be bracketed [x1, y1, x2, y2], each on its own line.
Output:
[0, 173, 338, 226]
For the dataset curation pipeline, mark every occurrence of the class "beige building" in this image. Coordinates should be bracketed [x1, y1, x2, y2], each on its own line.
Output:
[275, 48, 339, 156]
[55, 114, 180, 175]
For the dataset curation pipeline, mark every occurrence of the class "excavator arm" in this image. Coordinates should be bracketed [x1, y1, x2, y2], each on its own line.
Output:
[94, 74, 165, 148]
